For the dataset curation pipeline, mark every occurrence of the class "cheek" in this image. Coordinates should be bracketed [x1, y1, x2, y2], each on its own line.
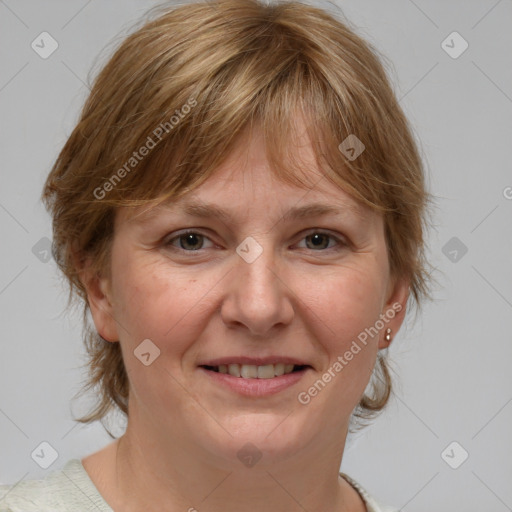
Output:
[308, 263, 384, 336]
[111, 256, 217, 363]
[109, 258, 216, 411]
[297, 262, 386, 383]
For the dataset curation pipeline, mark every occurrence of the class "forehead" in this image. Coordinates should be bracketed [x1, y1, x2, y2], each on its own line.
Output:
[121, 167, 375, 231]
[119, 116, 376, 226]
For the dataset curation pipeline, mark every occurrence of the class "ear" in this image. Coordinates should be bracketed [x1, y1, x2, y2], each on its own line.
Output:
[78, 257, 119, 343]
[378, 275, 410, 350]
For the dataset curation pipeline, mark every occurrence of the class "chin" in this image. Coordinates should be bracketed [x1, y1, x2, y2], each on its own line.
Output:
[203, 412, 312, 468]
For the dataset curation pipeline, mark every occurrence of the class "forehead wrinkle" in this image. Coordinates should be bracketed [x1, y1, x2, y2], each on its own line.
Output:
[129, 197, 369, 229]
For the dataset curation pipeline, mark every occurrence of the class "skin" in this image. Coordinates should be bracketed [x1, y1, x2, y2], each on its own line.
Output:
[81, 119, 409, 512]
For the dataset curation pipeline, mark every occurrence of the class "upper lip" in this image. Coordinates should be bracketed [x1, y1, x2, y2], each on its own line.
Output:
[198, 356, 312, 367]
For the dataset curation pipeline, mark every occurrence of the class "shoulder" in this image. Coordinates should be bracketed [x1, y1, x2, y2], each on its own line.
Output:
[340, 472, 399, 512]
[0, 459, 112, 512]
[0, 477, 49, 512]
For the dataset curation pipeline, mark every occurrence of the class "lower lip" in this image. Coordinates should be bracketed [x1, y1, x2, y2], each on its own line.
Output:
[198, 367, 309, 397]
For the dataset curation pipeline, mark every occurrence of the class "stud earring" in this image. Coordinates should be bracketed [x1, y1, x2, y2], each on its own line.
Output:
[385, 328, 392, 342]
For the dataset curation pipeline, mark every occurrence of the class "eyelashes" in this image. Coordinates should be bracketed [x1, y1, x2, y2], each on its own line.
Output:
[164, 231, 214, 252]
[163, 229, 347, 254]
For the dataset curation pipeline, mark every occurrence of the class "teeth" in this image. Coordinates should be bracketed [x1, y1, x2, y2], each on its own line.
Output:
[241, 365, 258, 378]
[213, 363, 302, 379]
[228, 364, 240, 377]
[274, 363, 285, 376]
[257, 364, 274, 379]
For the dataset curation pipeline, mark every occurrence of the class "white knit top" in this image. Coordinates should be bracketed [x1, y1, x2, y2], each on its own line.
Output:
[0, 459, 398, 511]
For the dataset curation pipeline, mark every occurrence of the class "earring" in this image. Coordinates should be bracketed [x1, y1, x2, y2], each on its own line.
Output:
[385, 328, 392, 342]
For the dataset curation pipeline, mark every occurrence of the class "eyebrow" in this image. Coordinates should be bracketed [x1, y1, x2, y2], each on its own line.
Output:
[132, 198, 367, 226]
[176, 200, 365, 223]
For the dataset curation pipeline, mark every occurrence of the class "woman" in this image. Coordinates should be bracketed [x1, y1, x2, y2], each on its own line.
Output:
[0, 0, 431, 510]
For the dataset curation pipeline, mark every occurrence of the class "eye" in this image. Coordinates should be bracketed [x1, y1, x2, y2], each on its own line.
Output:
[165, 230, 214, 251]
[163, 229, 346, 254]
[295, 231, 345, 251]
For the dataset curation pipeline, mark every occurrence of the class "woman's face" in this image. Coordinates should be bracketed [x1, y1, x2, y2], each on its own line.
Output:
[87, 123, 408, 467]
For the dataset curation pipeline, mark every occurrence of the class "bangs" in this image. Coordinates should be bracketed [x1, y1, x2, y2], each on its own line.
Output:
[87, 5, 394, 215]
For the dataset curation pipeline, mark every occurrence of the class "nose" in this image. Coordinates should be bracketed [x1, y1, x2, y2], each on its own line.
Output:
[220, 241, 295, 337]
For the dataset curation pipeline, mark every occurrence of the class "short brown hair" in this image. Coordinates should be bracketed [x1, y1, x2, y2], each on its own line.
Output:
[42, 0, 433, 434]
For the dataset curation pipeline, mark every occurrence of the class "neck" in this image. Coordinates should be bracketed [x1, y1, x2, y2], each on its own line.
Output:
[85, 405, 366, 512]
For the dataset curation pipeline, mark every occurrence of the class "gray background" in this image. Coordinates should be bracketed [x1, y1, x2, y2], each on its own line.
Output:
[1, 0, 511, 510]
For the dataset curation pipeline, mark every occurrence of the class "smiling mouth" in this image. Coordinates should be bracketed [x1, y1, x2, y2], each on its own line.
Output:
[200, 363, 310, 379]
